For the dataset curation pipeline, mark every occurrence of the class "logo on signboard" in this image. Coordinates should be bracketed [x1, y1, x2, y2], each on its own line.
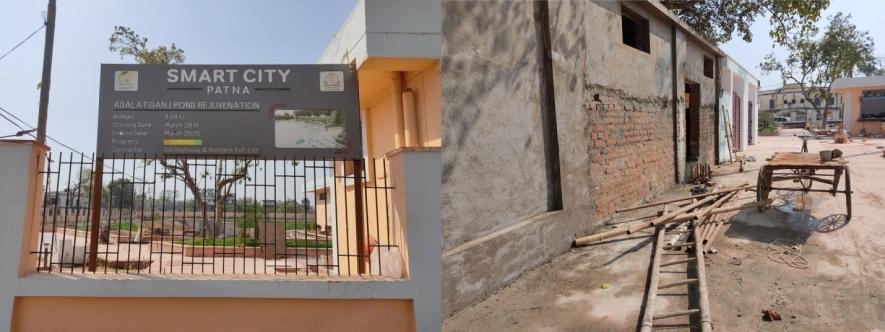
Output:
[114, 71, 138, 91]
[320, 71, 344, 92]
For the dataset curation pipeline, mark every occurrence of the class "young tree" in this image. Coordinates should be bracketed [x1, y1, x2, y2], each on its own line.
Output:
[109, 26, 252, 235]
[660, 0, 829, 45]
[760, 13, 877, 128]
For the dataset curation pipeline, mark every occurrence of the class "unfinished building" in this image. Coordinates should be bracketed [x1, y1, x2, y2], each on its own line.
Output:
[442, 0, 728, 316]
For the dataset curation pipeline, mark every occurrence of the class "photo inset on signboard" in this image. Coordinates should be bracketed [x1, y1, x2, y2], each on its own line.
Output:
[274, 109, 346, 149]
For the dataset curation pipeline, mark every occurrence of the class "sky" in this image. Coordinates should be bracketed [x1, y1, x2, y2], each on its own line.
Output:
[719, 0, 885, 92]
[0, 0, 357, 154]
[1, 0, 884, 154]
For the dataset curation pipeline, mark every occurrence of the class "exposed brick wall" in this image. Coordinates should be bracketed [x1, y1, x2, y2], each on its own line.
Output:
[699, 104, 716, 164]
[584, 84, 676, 218]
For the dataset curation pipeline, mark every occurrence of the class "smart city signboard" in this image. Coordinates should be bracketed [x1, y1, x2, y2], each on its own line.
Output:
[96, 64, 361, 159]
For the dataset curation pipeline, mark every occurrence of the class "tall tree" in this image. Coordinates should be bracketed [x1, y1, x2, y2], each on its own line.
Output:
[760, 13, 877, 128]
[103, 178, 135, 209]
[108, 26, 252, 235]
[660, 0, 829, 45]
[301, 197, 312, 213]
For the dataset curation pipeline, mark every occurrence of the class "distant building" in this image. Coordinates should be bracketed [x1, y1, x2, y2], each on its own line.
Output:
[759, 83, 843, 123]
[719, 56, 759, 157]
[832, 76, 885, 136]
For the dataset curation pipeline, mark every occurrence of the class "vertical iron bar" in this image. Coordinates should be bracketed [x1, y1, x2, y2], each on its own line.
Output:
[47, 151, 63, 272]
[382, 158, 393, 258]
[38, 152, 53, 271]
[341, 158, 350, 276]
[312, 157, 320, 274]
[321, 157, 331, 275]
[59, 152, 74, 271]
[170, 158, 179, 275]
[148, 155, 159, 274]
[86, 158, 104, 272]
[353, 159, 367, 275]
[371, 158, 381, 274]
[71, 153, 85, 273]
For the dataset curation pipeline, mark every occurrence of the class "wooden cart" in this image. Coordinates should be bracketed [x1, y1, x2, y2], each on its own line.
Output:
[756, 152, 852, 220]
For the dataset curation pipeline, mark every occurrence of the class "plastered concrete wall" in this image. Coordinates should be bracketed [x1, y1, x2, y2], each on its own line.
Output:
[441, 1, 560, 316]
[12, 297, 415, 332]
[441, 0, 722, 317]
[441, 0, 549, 247]
[679, 32, 718, 167]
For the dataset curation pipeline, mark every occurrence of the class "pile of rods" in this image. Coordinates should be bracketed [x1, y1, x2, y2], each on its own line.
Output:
[574, 184, 767, 247]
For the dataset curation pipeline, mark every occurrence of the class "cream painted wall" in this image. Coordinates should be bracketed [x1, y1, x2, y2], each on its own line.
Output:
[835, 86, 885, 136]
[13, 297, 415, 332]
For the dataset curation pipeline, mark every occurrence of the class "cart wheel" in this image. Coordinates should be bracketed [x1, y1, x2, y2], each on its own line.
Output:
[844, 166, 852, 221]
[794, 169, 814, 190]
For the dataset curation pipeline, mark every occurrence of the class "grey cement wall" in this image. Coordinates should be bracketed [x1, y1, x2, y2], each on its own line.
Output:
[441, 0, 722, 317]
[441, 1, 548, 250]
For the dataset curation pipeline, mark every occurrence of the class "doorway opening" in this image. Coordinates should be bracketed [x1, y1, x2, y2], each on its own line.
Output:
[685, 81, 701, 161]
[747, 101, 754, 145]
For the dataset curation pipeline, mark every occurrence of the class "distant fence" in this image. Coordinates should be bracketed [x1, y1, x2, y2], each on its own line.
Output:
[34, 153, 402, 278]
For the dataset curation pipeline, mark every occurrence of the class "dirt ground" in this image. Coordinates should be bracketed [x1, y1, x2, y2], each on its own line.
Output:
[444, 132, 885, 332]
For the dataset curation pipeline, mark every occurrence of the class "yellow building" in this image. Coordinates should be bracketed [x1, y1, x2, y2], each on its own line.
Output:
[832, 76, 885, 136]
[313, 0, 441, 277]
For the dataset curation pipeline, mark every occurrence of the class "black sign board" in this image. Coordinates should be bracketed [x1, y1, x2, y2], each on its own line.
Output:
[96, 64, 361, 158]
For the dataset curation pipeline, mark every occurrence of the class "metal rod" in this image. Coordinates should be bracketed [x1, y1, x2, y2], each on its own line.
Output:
[353, 159, 367, 274]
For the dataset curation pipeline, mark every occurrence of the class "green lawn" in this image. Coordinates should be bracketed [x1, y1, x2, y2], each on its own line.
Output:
[285, 221, 319, 230]
[76, 220, 139, 232]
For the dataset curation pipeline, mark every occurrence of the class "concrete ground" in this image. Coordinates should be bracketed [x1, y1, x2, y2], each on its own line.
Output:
[444, 132, 885, 331]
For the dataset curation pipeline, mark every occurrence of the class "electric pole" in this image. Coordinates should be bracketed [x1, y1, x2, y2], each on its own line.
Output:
[36, 0, 56, 143]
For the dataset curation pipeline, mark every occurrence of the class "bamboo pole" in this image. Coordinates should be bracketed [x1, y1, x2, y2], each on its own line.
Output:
[703, 218, 729, 251]
[639, 225, 667, 332]
[575, 198, 770, 246]
[615, 184, 754, 213]
[692, 221, 713, 332]
[576, 195, 718, 246]
[697, 190, 739, 241]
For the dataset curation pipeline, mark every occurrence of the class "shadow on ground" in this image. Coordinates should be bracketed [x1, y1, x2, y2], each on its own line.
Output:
[724, 190, 849, 245]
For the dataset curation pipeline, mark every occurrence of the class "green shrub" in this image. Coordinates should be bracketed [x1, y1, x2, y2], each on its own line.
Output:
[177, 237, 331, 248]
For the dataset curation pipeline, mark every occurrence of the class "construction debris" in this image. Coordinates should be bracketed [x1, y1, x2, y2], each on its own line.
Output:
[576, 185, 762, 246]
[763, 309, 783, 321]
[689, 162, 713, 184]
[575, 185, 764, 332]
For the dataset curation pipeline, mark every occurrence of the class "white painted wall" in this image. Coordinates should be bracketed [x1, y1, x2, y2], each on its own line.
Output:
[718, 56, 760, 163]
[318, 0, 441, 66]
[0, 142, 43, 330]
